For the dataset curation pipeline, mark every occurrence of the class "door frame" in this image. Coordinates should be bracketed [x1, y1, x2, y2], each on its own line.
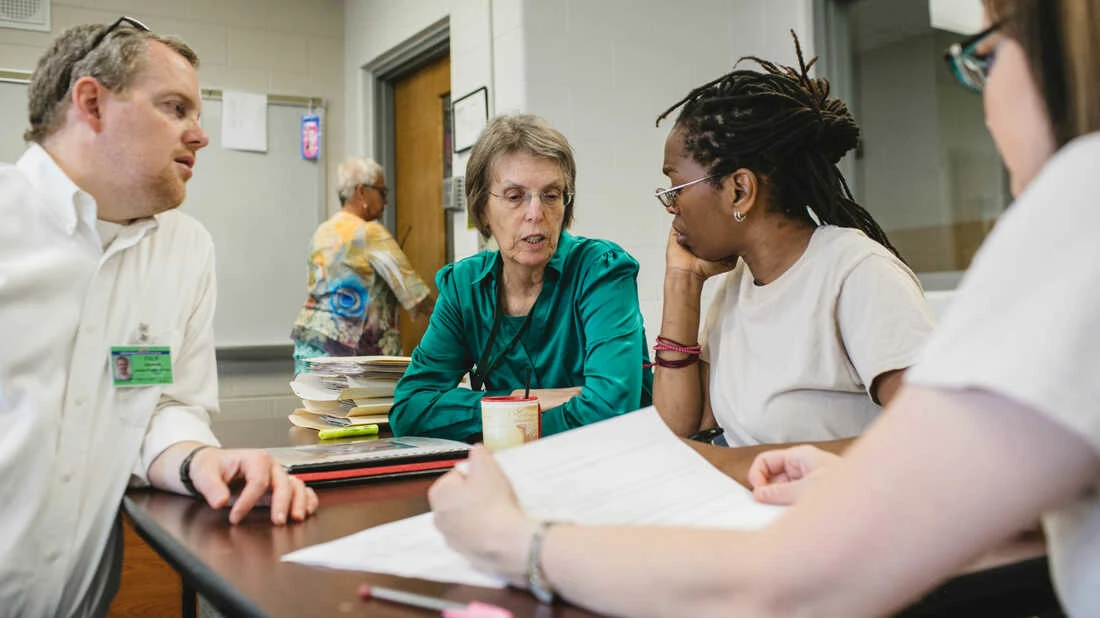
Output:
[813, 0, 860, 199]
[362, 18, 450, 239]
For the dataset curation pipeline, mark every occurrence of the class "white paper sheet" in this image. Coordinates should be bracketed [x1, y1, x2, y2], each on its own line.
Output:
[289, 372, 338, 401]
[282, 407, 785, 587]
[221, 90, 268, 152]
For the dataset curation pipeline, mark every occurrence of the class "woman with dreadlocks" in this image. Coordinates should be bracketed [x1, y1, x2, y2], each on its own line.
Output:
[652, 35, 933, 452]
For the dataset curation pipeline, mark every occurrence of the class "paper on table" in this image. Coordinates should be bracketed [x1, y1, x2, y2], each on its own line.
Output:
[282, 407, 785, 587]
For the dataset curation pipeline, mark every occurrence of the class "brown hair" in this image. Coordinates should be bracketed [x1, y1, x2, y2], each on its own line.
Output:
[464, 113, 576, 238]
[25, 22, 199, 143]
[986, 0, 1100, 145]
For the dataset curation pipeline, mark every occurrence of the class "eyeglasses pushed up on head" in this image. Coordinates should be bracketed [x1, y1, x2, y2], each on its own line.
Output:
[944, 21, 1004, 93]
[654, 174, 716, 208]
[61, 16, 151, 94]
[489, 189, 574, 209]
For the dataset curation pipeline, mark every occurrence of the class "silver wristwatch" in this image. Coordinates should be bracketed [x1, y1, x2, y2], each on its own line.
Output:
[526, 520, 558, 604]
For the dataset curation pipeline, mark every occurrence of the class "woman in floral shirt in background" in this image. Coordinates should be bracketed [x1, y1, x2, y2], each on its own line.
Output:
[291, 156, 434, 374]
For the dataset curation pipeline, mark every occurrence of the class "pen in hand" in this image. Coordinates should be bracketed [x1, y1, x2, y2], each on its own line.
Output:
[358, 584, 513, 618]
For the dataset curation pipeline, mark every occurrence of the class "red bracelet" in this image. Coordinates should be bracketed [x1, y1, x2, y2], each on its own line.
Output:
[643, 353, 701, 369]
[653, 335, 701, 355]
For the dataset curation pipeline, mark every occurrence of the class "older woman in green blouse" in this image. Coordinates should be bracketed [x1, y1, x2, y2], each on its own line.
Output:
[390, 114, 653, 440]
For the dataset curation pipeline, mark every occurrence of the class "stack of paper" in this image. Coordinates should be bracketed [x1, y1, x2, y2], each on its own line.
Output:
[289, 356, 411, 430]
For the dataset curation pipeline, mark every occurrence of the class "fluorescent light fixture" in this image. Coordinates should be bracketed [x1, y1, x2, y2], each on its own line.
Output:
[930, 0, 983, 34]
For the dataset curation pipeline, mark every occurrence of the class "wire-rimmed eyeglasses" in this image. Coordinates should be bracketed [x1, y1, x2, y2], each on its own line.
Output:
[944, 20, 1004, 93]
[360, 184, 388, 200]
[489, 189, 574, 209]
[62, 16, 151, 91]
[654, 174, 716, 208]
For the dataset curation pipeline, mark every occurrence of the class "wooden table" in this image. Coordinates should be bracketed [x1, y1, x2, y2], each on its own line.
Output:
[123, 418, 1058, 618]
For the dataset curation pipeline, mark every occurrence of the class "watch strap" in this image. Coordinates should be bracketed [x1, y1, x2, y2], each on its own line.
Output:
[179, 444, 213, 498]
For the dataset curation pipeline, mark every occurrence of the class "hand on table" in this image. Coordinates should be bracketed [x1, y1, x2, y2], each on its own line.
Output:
[509, 386, 582, 410]
[190, 447, 319, 525]
[747, 445, 841, 505]
[428, 445, 536, 581]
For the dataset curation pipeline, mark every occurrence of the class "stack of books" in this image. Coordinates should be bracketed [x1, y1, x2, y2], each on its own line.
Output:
[267, 436, 470, 486]
[288, 355, 412, 431]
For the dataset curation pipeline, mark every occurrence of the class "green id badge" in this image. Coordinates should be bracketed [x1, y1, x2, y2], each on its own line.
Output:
[110, 346, 173, 387]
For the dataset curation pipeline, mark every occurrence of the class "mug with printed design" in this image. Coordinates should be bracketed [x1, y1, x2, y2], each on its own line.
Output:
[480, 395, 541, 450]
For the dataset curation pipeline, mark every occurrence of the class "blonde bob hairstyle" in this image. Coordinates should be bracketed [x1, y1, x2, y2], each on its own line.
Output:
[464, 113, 576, 238]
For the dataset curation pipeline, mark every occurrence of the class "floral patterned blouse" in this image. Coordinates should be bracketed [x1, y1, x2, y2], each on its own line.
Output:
[291, 211, 430, 356]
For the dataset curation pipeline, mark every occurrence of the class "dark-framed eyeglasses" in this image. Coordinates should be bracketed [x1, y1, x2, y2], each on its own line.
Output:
[62, 16, 151, 91]
[360, 184, 388, 199]
[488, 189, 574, 209]
[944, 21, 1004, 93]
[654, 174, 716, 208]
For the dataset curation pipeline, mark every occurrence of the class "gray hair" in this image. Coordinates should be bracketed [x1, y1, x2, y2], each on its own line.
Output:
[464, 113, 576, 238]
[25, 21, 199, 143]
[337, 156, 385, 204]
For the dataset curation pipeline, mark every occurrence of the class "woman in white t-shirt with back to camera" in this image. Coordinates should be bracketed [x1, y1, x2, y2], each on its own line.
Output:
[651, 35, 934, 450]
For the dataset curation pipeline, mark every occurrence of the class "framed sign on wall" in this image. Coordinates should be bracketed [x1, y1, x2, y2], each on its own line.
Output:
[451, 86, 488, 153]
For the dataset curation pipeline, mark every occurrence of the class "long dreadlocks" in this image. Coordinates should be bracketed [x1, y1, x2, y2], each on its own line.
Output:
[657, 31, 902, 259]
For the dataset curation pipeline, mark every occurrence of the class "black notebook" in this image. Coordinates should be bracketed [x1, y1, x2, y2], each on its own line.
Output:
[266, 436, 471, 487]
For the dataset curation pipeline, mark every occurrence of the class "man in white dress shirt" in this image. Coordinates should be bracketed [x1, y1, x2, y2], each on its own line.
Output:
[0, 18, 317, 617]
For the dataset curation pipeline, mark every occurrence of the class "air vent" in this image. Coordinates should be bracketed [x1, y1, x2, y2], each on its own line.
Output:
[442, 176, 466, 212]
[0, 0, 49, 32]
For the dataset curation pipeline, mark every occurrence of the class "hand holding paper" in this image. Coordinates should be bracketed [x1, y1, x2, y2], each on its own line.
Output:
[281, 408, 783, 587]
[429, 445, 536, 582]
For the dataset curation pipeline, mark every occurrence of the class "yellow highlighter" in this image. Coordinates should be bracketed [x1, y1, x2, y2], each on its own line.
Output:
[317, 424, 380, 440]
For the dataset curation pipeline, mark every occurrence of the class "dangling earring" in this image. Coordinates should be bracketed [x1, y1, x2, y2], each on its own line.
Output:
[733, 210, 746, 223]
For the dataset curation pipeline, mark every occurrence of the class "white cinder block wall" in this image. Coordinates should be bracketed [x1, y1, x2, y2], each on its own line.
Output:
[346, 0, 815, 348]
[0, 0, 345, 420]
[520, 0, 815, 343]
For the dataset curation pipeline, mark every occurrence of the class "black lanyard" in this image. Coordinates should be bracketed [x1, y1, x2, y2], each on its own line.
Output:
[470, 286, 535, 392]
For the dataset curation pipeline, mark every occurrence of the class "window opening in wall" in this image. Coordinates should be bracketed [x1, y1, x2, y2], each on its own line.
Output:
[827, 0, 1010, 279]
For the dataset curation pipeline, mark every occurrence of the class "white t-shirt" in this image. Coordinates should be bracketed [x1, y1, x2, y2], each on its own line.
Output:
[907, 133, 1100, 617]
[702, 225, 934, 446]
[0, 144, 220, 617]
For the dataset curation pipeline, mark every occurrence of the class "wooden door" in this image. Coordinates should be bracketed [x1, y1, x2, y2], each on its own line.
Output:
[394, 54, 450, 355]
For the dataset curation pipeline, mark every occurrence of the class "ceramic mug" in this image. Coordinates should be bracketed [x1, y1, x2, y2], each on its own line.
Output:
[480, 395, 541, 450]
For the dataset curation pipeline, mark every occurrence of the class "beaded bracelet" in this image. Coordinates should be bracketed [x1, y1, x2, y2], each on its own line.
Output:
[642, 335, 702, 369]
[653, 335, 702, 355]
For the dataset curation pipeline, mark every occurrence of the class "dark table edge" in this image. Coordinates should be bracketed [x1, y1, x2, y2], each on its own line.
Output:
[122, 489, 1058, 618]
[122, 494, 268, 618]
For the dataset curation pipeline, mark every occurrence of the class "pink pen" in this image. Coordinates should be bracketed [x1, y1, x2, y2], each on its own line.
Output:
[358, 584, 514, 618]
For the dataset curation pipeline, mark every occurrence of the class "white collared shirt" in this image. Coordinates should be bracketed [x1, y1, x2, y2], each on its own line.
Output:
[0, 144, 220, 617]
